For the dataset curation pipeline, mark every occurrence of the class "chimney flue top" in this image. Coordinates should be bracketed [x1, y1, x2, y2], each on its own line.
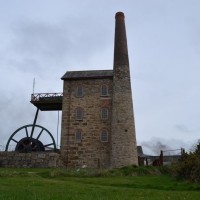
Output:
[115, 12, 125, 19]
[113, 11, 128, 67]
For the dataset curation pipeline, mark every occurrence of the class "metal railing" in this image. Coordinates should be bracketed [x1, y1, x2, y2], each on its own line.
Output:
[31, 93, 63, 101]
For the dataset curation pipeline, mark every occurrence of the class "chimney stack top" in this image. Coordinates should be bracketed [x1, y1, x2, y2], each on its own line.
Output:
[115, 12, 125, 19]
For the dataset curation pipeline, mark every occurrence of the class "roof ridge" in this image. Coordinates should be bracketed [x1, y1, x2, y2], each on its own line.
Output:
[61, 69, 113, 80]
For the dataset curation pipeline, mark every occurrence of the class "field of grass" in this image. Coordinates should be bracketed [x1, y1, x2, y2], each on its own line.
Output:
[0, 167, 200, 200]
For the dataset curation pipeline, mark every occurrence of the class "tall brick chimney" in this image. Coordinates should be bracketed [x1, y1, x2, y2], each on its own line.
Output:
[111, 12, 138, 168]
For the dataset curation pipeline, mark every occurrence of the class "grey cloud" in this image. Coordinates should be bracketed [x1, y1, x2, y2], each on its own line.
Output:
[174, 124, 191, 133]
[11, 21, 72, 62]
[1, 0, 200, 151]
[140, 138, 189, 155]
[141, 140, 171, 155]
[7, 17, 112, 75]
[6, 58, 41, 74]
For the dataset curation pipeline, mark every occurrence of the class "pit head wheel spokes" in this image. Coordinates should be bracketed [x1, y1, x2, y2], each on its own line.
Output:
[5, 124, 56, 152]
[15, 137, 45, 152]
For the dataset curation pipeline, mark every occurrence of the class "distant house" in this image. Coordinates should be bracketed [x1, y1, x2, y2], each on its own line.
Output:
[137, 146, 182, 166]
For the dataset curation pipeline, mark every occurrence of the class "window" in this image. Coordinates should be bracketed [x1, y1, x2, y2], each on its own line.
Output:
[101, 85, 108, 96]
[101, 130, 108, 142]
[76, 107, 84, 120]
[75, 129, 82, 142]
[101, 108, 108, 120]
[76, 86, 83, 97]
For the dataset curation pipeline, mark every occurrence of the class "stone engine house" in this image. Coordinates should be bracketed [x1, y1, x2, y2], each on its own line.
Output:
[60, 12, 138, 168]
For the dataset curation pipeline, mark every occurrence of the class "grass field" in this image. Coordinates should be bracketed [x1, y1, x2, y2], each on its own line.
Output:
[0, 168, 200, 200]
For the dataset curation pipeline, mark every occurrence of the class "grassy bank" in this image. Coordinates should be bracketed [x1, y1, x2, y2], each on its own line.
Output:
[0, 167, 199, 200]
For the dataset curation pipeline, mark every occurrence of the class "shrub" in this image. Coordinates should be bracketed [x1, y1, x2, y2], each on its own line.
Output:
[169, 143, 200, 183]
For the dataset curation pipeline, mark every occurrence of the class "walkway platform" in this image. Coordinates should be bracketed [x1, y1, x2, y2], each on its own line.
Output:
[30, 93, 63, 111]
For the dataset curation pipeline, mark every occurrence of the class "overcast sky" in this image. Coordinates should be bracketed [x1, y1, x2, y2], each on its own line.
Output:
[0, 0, 200, 154]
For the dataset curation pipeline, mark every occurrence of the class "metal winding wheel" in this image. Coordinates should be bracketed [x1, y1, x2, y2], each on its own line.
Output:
[6, 105, 58, 152]
[5, 124, 56, 152]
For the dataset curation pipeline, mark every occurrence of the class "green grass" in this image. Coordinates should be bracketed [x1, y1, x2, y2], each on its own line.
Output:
[0, 168, 199, 200]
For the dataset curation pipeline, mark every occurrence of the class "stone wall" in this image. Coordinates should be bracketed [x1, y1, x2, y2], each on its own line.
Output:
[0, 152, 64, 168]
[61, 78, 113, 168]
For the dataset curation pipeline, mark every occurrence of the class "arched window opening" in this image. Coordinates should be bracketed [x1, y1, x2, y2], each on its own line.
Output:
[76, 107, 84, 120]
[101, 108, 108, 120]
[76, 86, 83, 97]
[101, 85, 108, 96]
[101, 130, 108, 142]
[75, 129, 82, 142]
